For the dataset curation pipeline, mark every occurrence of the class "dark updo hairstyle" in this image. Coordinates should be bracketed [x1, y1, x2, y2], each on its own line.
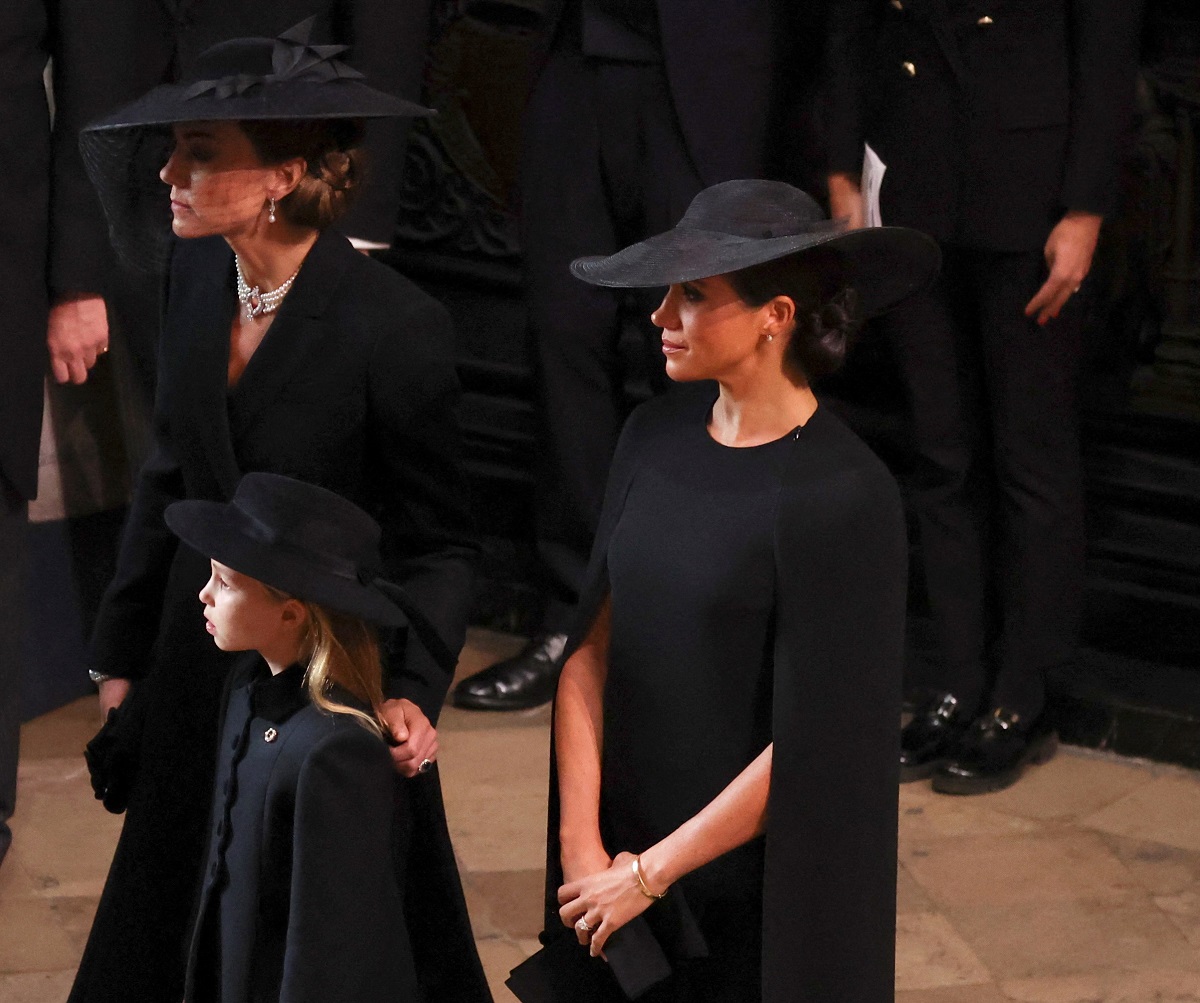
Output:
[727, 247, 862, 384]
[239, 118, 365, 230]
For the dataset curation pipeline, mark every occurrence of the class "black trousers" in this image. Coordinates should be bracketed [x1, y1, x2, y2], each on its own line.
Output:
[519, 53, 703, 630]
[0, 476, 29, 867]
[883, 244, 1086, 719]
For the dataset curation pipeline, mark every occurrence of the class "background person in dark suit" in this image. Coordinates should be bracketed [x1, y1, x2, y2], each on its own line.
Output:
[47, 0, 433, 467]
[0, 0, 51, 870]
[454, 0, 827, 711]
[824, 0, 1142, 793]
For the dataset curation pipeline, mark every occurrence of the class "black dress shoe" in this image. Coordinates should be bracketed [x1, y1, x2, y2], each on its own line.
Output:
[900, 692, 967, 783]
[932, 708, 1057, 796]
[451, 632, 568, 711]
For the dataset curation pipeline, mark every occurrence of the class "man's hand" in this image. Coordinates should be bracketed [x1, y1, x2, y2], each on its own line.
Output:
[1024, 211, 1102, 326]
[380, 697, 438, 778]
[48, 295, 109, 384]
[98, 678, 131, 721]
[827, 172, 865, 230]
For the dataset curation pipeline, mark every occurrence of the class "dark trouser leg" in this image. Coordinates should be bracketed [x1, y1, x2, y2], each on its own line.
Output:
[884, 249, 990, 715]
[0, 477, 28, 867]
[105, 271, 160, 478]
[520, 53, 623, 630]
[973, 249, 1085, 718]
[520, 56, 701, 631]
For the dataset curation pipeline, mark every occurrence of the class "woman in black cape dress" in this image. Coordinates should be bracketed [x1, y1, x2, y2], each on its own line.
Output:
[535, 180, 940, 1003]
[72, 31, 488, 1003]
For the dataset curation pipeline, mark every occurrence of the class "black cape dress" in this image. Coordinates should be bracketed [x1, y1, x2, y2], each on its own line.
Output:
[540, 384, 906, 1003]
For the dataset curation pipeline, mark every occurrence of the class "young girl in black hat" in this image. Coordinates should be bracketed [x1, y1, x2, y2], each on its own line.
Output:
[164, 472, 490, 1003]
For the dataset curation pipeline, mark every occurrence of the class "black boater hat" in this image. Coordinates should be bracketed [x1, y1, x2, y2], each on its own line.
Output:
[571, 180, 941, 317]
[165, 473, 456, 673]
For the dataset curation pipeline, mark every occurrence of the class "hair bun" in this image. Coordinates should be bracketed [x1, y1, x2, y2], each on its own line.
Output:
[316, 150, 356, 192]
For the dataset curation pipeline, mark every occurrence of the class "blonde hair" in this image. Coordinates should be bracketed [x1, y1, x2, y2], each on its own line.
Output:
[264, 584, 387, 736]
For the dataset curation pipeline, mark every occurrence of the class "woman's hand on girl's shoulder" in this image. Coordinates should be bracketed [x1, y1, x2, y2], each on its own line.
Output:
[557, 850, 655, 958]
[380, 698, 438, 778]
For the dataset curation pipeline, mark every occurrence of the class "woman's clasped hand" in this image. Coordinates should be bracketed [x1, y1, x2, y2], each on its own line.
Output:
[559, 850, 664, 957]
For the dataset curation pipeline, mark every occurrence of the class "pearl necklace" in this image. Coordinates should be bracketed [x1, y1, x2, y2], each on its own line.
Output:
[235, 256, 300, 321]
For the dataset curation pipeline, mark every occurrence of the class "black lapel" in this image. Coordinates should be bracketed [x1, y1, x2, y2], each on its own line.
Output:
[172, 239, 243, 498]
[228, 229, 359, 432]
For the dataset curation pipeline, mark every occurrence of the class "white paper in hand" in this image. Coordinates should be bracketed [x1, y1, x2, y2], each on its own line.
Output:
[861, 144, 886, 228]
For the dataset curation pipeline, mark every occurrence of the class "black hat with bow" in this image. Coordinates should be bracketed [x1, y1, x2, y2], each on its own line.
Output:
[164, 472, 457, 675]
[83, 17, 433, 131]
[78, 18, 434, 273]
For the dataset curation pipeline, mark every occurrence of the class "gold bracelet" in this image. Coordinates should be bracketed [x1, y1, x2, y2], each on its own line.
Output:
[632, 854, 667, 900]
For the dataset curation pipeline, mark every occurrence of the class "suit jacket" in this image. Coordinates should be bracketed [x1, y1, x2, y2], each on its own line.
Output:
[533, 0, 827, 188]
[1, 0, 50, 501]
[185, 662, 491, 1003]
[90, 228, 478, 723]
[542, 386, 907, 1003]
[47, 0, 432, 298]
[824, 0, 1142, 249]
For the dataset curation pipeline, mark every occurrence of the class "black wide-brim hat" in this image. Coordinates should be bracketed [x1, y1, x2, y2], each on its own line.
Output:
[165, 473, 456, 673]
[571, 180, 941, 317]
[82, 18, 434, 132]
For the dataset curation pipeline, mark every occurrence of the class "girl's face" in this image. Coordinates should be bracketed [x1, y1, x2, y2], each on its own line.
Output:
[650, 275, 792, 383]
[159, 121, 288, 239]
[198, 560, 293, 653]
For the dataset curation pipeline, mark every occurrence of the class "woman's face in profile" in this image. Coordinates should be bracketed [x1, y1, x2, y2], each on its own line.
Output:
[159, 121, 277, 239]
[651, 274, 787, 383]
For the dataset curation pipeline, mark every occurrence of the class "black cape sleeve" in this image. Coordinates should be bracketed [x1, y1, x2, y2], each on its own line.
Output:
[541, 389, 906, 1003]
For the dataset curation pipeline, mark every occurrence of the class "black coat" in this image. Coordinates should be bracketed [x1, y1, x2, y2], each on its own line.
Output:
[185, 663, 491, 1003]
[824, 0, 1141, 249]
[534, 0, 828, 188]
[47, 0, 432, 298]
[0, 0, 49, 501]
[542, 387, 907, 1003]
[71, 229, 478, 1002]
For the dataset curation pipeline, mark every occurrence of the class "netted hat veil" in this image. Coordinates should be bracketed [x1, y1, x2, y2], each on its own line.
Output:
[80, 18, 434, 274]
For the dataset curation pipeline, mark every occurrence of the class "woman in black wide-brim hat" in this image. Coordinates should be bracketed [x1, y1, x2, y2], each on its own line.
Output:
[521, 180, 939, 1003]
[71, 22, 487, 1003]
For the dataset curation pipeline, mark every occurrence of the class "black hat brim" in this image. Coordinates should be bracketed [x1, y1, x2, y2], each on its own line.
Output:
[83, 79, 434, 133]
[571, 225, 941, 317]
[164, 500, 409, 629]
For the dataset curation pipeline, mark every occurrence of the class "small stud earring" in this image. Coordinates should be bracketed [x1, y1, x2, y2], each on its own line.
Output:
[766, 334, 774, 342]
[267, 197, 276, 224]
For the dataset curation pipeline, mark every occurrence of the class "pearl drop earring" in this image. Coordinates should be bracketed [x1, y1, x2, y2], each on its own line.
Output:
[268, 197, 276, 224]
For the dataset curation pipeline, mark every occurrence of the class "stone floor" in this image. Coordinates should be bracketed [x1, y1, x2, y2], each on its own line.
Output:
[3, 629, 1199, 1002]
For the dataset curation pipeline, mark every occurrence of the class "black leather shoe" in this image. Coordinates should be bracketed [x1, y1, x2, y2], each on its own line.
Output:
[451, 633, 568, 711]
[900, 692, 968, 782]
[932, 708, 1057, 796]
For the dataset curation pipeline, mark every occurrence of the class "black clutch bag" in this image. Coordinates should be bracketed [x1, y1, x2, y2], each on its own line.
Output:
[83, 697, 143, 815]
[507, 891, 708, 1003]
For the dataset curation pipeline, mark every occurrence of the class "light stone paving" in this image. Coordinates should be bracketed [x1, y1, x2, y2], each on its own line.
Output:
[3, 628, 1199, 1002]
